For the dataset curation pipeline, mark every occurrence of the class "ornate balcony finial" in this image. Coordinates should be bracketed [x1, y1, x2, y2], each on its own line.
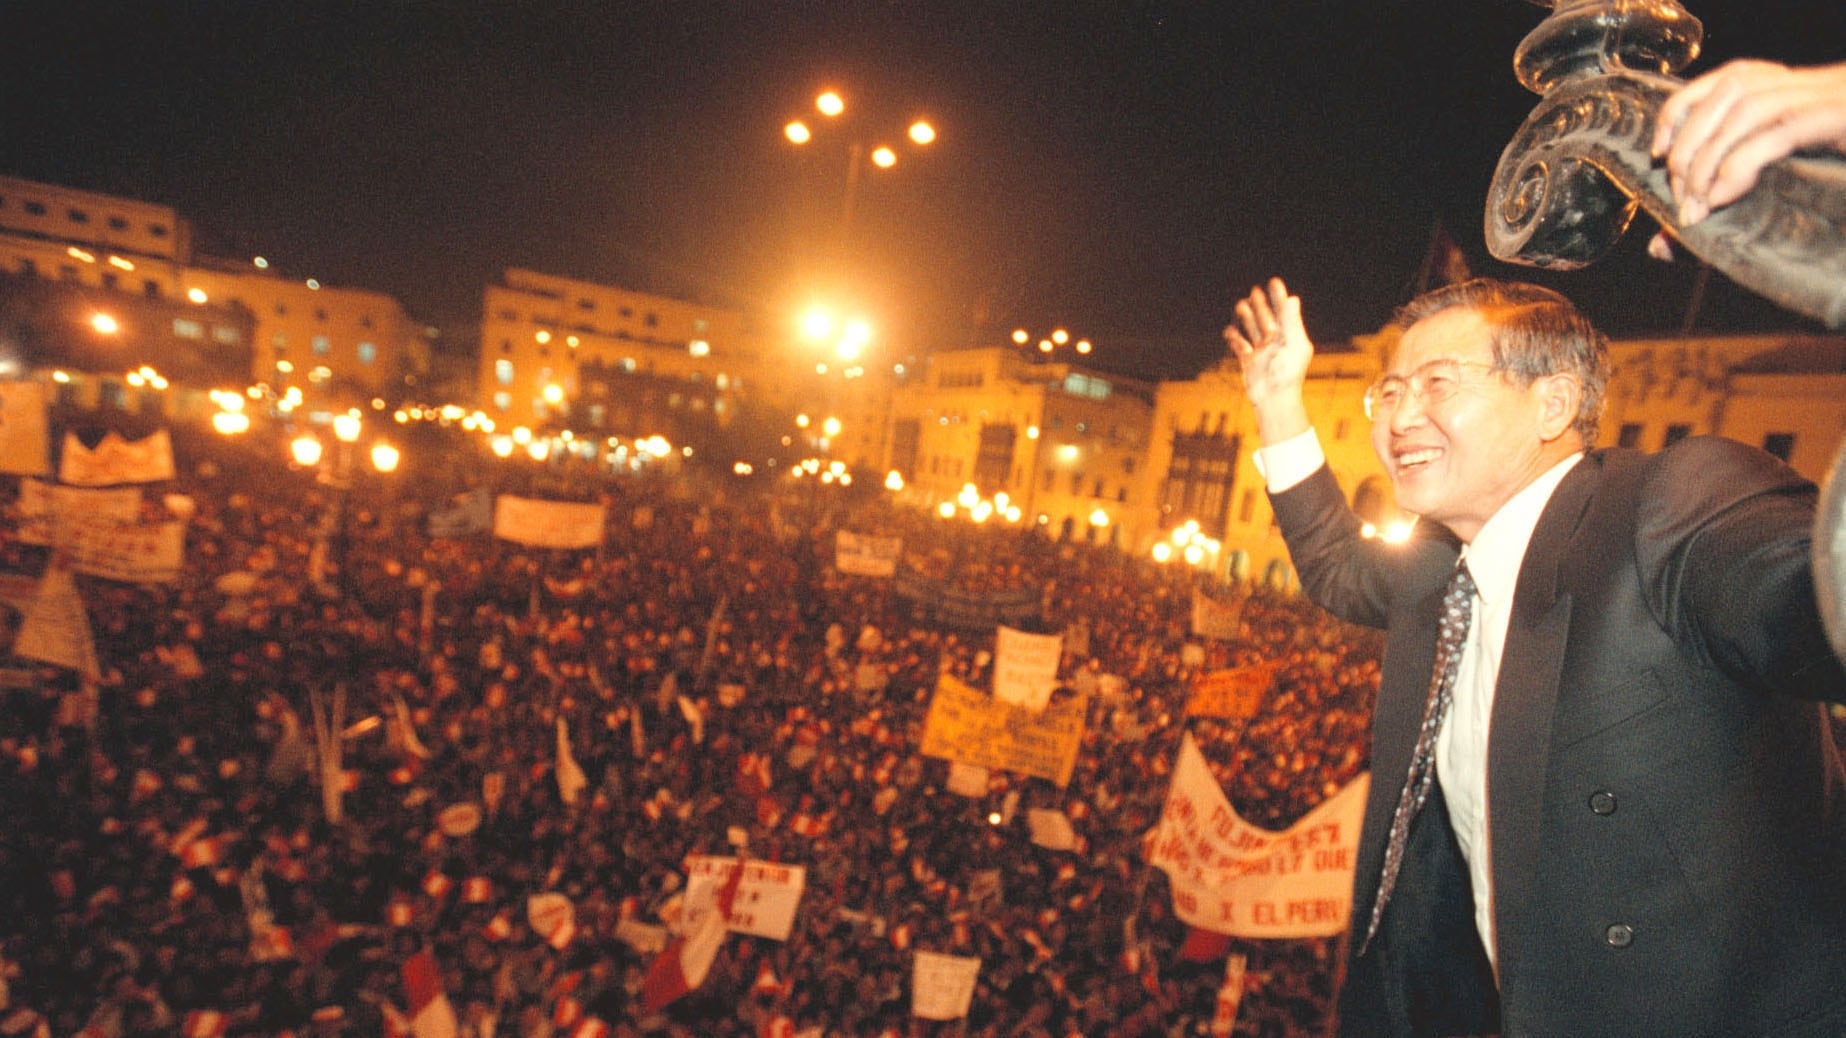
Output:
[1484, 0, 1846, 329]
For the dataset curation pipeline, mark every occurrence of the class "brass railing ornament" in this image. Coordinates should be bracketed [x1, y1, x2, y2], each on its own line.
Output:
[1485, 0, 1846, 330]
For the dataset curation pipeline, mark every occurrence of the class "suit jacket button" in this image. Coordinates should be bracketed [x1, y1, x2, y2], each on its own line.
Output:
[1605, 923, 1635, 948]
[1588, 790, 1617, 815]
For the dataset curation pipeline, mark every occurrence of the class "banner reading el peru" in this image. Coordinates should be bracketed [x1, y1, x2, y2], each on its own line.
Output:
[1145, 734, 1368, 938]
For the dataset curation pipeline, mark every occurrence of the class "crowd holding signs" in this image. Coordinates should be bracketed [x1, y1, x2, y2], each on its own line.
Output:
[0, 399, 1397, 1037]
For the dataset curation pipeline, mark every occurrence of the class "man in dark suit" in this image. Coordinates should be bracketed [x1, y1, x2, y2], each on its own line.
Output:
[1225, 277, 1846, 1037]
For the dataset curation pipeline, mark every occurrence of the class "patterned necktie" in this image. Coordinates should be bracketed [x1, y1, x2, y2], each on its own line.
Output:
[1360, 560, 1476, 954]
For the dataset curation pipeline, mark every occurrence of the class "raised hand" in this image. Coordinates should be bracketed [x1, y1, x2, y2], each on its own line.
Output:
[1224, 277, 1315, 443]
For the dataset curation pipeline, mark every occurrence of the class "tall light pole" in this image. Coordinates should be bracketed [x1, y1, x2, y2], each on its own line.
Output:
[784, 90, 936, 247]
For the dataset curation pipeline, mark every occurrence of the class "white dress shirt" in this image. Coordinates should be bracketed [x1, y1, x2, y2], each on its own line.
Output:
[1257, 429, 1583, 970]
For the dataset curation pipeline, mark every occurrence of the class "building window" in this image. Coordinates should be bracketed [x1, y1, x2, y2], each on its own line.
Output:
[100, 272, 118, 290]
[1763, 432, 1796, 462]
[143, 280, 161, 298]
[1163, 430, 1240, 532]
[68, 208, 89, 224]
[357, 342, 377, 364]
[492, 391, 511, 411]
[150, 224, 168, 237]
[495, 359, 514, 386]
[1617, 422, 1643, 448]
[173, 319, 204, 339]
[212, 326, 241, 345]
[314, 308, 327, 322]
[17, 258, 34, 277]
[108, 216, 128, 231]
[272, 333, 289, 350]
[1239, 489, 1258, 523]
[24, 201, 46, 216]
[312, 335, 331, 355]
[644, 312, 659, 327]
[1663, 423, 1692, 448]
[276, 303, 288, 315]
[578, 298, 596, 311]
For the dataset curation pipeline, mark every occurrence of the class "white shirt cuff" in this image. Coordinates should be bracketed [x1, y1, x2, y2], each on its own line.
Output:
[1252, 428, 1325, 494]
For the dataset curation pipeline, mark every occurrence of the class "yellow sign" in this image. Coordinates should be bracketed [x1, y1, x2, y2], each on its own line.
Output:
[1185, 663, 1277, 720]
[920, 673, 1086, 786]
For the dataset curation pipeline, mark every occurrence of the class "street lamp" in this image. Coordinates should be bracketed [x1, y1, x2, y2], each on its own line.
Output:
[1010, 327, 1093, 357]
[784, 89, 936, 242]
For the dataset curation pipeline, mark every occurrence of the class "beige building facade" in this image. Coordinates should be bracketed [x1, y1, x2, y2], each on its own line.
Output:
[0, 175, 427, 416]
[884, 346, 1156, 547]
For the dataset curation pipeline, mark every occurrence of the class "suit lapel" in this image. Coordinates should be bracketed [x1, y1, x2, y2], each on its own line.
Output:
[1485, 452, 1603, 986]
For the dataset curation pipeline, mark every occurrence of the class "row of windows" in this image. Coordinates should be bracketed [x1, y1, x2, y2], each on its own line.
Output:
[496, 305, 664, 328]
[171, 319, 243, 345]
[1615, 421, 1795, 461]
[268, 333, 377, 363]
[0, 195, 171, 237]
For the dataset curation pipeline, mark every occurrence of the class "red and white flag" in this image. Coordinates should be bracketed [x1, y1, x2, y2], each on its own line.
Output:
[640, 855, 745, 1013]
[401, 948, 459, 1038]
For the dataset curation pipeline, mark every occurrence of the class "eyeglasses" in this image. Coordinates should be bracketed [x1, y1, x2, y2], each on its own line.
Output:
[1362, 359, 1504, 422]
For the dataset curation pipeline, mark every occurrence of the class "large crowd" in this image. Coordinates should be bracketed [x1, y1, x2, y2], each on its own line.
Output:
[0, 425, 1410, 1038]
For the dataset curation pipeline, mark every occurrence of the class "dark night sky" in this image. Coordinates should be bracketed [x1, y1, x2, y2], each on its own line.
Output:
[3, 1, 1842, 379]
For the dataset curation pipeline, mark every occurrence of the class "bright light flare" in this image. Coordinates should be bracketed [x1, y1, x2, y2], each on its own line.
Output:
[291, 436, 324, 467]
[90, 313, 119, 335]
[816, 91, 844, 117]
[909, 120, 936, 145]
[871, 146, 897, 168]
[785, 120, 812, 144]
[370, 442, 400, 473]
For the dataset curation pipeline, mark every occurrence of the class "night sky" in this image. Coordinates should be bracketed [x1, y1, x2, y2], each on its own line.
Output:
[4, 1, 1842, 379]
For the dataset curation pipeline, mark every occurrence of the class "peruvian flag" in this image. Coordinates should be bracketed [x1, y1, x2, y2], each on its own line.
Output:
[401, 948, 459, 1038]
[640, 855, 745, 1013]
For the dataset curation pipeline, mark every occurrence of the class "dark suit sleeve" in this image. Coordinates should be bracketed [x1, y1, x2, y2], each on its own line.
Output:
[1636, 436, 1846, 702]
[1269, 463, 1458, 631]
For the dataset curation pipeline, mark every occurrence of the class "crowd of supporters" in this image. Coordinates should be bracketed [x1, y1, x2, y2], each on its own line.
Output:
[0, 432, 1396, 1037]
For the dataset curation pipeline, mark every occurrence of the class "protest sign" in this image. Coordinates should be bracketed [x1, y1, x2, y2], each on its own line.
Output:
[993, 625, 1062, 711]
[911, 951, 981, 1020]
[1145, 734, 1368, 938]
[60, 429, 175, 485]
[683, 856, 807, 941]
[493, 495, 606, 549]
[1190, 587, 1244, 641]
[1185, 663, 1278, 721]
[920, 674, 1085, 786]
[834, 531, 902, 577]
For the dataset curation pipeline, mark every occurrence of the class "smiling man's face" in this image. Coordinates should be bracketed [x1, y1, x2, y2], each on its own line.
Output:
[1370, 306, 1561, 543]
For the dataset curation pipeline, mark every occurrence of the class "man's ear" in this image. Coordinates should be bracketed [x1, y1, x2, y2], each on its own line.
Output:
[1535, 373, 1582, 442]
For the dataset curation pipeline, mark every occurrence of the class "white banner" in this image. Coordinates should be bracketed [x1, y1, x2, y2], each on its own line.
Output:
[0, 380, 50, 476]
[911, 951, 982, 1020]
[1145, 734, 1369, 938]
[16, 481, 144, 547]
[65, 518, 186, 583]
[13, 565, 100, 679]
[834, 531, 902, 578]
[493, 495, 606, 549]
[682, 856, 807, 941]
[992, 625, 1062, 711]
[60, 430, 176, 486]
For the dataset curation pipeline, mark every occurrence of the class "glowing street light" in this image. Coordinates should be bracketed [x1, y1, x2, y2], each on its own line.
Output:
[90, 312, 119, 335]
[291, 435, 324, 467]
[370, 442, 401, 473]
